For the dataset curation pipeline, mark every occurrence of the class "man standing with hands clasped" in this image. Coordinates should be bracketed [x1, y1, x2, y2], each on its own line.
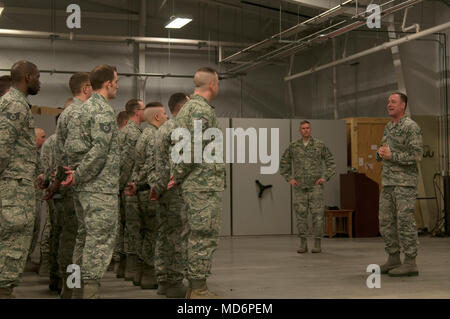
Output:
[280, 121, 335, 254]
[376, 92, 423, 277]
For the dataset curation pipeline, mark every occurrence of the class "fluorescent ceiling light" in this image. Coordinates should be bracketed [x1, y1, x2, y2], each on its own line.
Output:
[0, 8, 3, 16]
[0, 2, 4, 16]
[165, 16, 192, 29]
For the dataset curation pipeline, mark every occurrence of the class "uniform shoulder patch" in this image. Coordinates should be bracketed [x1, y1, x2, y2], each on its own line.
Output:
[99, 122, 112, 133]
[7, 112, 20, 121]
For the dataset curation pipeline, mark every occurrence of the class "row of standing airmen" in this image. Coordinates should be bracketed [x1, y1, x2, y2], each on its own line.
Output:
[0, 61, 225, 299]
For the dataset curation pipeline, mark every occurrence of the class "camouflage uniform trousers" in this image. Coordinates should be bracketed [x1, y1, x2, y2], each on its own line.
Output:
[53, 192, 78, 279]
[0, 178, 35, 288]
[182, 191, 222, 281]
[28, 195, 42, 259]
[73, 191, 118, 280]
[137, 190, 158, 269]
[293, 185, 324, 239]
[40, 210, 50, 260]
[379, 186, 419, 258]
[125, 194, 142, 258]
[155, 187, 188, 284]
[46, 199, 60, 280]
[113, 192, 127, 261]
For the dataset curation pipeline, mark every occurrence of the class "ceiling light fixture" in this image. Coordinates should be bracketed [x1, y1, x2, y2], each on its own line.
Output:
[0, 1, 4, 16]
[165, 15, 192, 29]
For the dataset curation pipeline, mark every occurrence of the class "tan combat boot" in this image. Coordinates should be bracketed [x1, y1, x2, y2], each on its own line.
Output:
[0, 286, 15, 299]
[166, 281, 187, 298]
[60, 276, 73, 299]
[297, 237, 308, 253]
[186, 280, 219, 299]
[133, 259, 144, 286]
[388, 255, 419, 277]
[82, 280, 100, 299]
[115, 254, 126, 279]
[124, 254, 137, 281]
[311, 238, 322, 253]
[140, 263, 158, 289]
[157, 281, 169, 295]
[380, 252, 401, 274]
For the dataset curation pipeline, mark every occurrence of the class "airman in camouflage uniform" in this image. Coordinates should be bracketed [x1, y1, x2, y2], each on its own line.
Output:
[376, 93, 423, 277]
[39, 133, 62, 292]
[27, 128, 46, 271]
[149, 93, 189, 298]
[53, 74, 92, 298]
[117, 99, 144, 284]
[280, 121, 336, 254]
[62, 65, 119, 299]
[126, 102, 167, 289]
[0, 61, 40, 299]
[173, 67, 226, 299]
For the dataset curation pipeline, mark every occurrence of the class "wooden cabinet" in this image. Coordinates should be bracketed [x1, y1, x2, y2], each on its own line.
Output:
[345, 117, 391, 190]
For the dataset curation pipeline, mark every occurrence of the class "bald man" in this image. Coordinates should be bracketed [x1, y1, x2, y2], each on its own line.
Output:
[0, 60, 41, 298]
[124, 102, 167, 289]
[172, 67, 225, 298]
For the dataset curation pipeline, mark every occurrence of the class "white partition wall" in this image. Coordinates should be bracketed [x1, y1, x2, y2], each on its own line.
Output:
[218, 118, 232, 236]
[290, 119, 347, 235]
[231, 119, 291, 235]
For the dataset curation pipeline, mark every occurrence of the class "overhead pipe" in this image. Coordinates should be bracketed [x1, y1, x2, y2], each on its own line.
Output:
[0, 28, 250, 48]
[284, 21, 450, 81]
[0, 68, 238, 80]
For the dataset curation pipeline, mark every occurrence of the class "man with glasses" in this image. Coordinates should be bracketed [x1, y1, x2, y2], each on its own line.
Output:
[50, 73, 92, 298]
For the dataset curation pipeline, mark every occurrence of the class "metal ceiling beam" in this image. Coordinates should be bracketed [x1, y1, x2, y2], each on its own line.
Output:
[282, 0, 346, 10]
[220, 0, 356, 63]
[225, 0, 424, 74]
[284, 21, 450, 81]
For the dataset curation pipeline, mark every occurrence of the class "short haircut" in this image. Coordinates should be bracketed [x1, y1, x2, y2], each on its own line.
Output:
[10, 60, 38, 84]
[116, 111, 129, 127]
[168, 93, 188, 113]
[89, 64, 117, 90]
[391, 92, 408, 109]
[0, 75, 12, 97]
[300, 120, 310, 126]
[69, 72, 90, 95]
[125, 99, 142, 116]
[196, 66, 217, 75]
[145, 101, 163, 108]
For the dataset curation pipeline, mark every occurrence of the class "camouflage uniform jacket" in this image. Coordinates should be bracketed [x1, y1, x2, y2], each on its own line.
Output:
[0, 87, 36, 182]
[172, 94, 225, 192]
[118, 120, 142, 190]
[54, 97, 84, 173]
[66, 92, 119, 194]
[149, 118, 175, 195]
[131, 123, 158, 189]
[279, 137, 336, 189]
[376, 115, 423, 187]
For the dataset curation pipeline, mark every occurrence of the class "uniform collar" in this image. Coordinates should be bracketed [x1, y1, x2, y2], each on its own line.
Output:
[10, 87, 32, 108]
[91, 92, 108, 103]
[127, 119, 142, 132]
[190, 94, 215, 109]
[149, 123, 159, 130]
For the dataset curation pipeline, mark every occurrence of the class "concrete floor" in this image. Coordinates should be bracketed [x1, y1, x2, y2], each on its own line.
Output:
[15, 235, 450, 299]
